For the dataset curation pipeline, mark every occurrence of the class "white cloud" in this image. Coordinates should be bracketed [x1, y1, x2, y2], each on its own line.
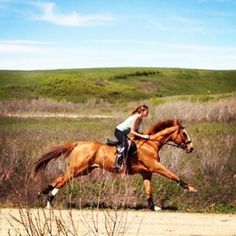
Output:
[0, 39, 235, 70]
[31, 2, 114, 27]
[0, 40, 52, 54]
[89, 39, 167, 45]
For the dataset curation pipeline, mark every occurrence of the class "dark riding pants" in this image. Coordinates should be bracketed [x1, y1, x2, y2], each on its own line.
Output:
[114, 128, 128, 153]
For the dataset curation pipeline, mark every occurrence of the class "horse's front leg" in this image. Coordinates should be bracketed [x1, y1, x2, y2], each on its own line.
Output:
[149, 161, 197, 192]
[141, 172, 162, 211]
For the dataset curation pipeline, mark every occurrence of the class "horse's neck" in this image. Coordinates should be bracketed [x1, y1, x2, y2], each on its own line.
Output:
[151, 125, 178, 143]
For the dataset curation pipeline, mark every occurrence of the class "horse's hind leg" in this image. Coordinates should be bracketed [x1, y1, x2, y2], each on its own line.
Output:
[39, 142, 101, 208]
[45, 171, 74, 209]
[41, 164, 95, 209]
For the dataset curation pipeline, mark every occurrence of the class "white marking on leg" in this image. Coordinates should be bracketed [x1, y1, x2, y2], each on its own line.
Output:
[51, 188, 59, 196]
[45, 188, 58, 209]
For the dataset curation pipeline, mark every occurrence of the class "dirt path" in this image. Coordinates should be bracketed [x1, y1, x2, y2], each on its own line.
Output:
[0, 208, 236, 236]
[0, 112, 114, 119]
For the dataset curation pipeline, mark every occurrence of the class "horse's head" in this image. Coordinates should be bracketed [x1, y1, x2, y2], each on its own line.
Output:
[171, 124, 193, 153]
[148, 119, 193, 153]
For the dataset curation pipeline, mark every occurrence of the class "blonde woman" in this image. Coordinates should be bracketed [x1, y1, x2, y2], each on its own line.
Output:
[114, 104, 150, 169]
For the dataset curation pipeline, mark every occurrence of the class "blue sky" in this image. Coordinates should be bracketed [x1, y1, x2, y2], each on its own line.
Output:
[0, 0, 236, 70]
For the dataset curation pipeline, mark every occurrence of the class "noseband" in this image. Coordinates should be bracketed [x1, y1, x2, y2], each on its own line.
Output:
[169, 128, 192, 149]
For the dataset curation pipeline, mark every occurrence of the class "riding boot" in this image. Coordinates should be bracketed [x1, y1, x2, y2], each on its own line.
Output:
[113, 146, 125, 169]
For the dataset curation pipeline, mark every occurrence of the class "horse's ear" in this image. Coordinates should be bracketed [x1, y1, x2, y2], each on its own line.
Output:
[175, 119, 182, 126]
[176, 120, 185, 129]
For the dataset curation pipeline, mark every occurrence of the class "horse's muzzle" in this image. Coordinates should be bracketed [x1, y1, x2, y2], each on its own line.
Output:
[186, 146, 193, 153]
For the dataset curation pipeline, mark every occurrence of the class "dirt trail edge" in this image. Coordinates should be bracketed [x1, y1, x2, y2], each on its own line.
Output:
[0, 112, 114, 119]
[0, 208, 236, 236]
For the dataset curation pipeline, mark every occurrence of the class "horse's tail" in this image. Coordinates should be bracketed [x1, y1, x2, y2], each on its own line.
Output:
[32, 142, 78, 178]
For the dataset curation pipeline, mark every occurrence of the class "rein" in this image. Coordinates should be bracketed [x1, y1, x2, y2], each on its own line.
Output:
[165, 142, 181, 148]
[136, 126, 192, 150]
[148, 138, 181, 148]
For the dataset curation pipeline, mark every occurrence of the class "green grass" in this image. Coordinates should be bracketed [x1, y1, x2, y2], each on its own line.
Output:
[1, 117, 235, 135]
[0, 68, 235, 102]
[152, 92, 236, 105]
[189, 122, 236, 135]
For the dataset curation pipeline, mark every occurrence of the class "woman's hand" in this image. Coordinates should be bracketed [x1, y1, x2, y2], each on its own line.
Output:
[142, 134, 150, 139]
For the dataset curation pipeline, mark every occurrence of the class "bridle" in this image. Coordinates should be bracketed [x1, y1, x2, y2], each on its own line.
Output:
[148, 126, 192, 150]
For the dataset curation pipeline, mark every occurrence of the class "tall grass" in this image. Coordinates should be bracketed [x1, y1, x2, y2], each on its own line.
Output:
[0, 93, 235, 123]
[0, 95, 235, 212]
[0, 97, 113, 114]
[0, 119, 235, 212]
[154, 95, 236, 123]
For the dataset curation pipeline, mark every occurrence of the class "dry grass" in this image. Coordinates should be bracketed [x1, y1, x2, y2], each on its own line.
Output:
[0, 94, 235, 123]
[0, 122, 235, 211]
[155, 96, 236, 123]
[0, 95, 235, 212]
[0, 97, 113, 115]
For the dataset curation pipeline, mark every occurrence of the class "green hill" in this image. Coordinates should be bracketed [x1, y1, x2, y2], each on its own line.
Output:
[0, 68, 235, 102]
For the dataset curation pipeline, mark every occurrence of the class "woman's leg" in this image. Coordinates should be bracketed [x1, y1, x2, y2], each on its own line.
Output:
[114, 129, 128, 168]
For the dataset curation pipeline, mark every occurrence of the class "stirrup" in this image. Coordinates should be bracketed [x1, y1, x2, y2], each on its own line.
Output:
[113, 156, 123, 169]
[113, 150, 124, 169]
[113, 162, 122, 169]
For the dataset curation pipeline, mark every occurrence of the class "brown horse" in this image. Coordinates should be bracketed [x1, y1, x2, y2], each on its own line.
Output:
[33, 119, 197, 210]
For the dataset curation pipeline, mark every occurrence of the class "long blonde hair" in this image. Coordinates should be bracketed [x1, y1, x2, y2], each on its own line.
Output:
[131, 104, 149, 115]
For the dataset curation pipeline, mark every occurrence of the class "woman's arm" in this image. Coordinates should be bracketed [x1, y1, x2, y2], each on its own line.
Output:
[130, 117, 149, 139]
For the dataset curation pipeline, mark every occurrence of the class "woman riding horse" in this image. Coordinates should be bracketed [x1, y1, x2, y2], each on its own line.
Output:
[33, 119, 197, 210]
[114, 104, 150, 169]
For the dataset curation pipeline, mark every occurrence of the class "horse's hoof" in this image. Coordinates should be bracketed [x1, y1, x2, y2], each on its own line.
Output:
[45, 202, 52, 209]
[188, 186, 198, 192]
[154, 206, 162, 211]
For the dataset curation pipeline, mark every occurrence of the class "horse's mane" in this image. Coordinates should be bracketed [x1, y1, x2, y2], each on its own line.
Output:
[147, 119, 181, 135]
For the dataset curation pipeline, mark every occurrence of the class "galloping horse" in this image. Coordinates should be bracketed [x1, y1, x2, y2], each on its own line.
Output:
[33, 119, 197, 210]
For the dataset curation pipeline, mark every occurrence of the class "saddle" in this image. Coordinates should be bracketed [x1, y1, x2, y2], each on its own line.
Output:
[106, 139, 137, 156]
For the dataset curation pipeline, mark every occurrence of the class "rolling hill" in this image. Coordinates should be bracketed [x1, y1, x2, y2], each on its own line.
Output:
[0, 67, 235, 103]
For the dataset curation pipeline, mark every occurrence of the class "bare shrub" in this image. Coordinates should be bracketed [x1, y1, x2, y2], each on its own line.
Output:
[4, 206, 140, 236]
[5, 172, 138, 236]
[155, 97, 236, 123]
